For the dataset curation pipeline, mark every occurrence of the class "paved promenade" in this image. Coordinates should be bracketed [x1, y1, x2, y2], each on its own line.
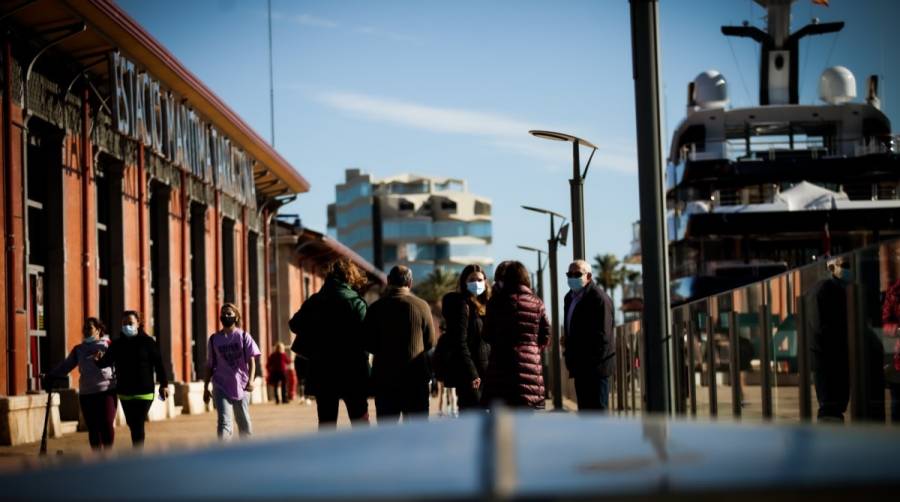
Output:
[0, 399, 376, 472]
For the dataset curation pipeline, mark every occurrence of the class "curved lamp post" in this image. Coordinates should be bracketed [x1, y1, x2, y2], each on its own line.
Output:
[528, 130, 596, 262]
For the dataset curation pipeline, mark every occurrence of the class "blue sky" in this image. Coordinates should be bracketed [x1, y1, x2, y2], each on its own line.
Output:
[120, 0, 898, 303]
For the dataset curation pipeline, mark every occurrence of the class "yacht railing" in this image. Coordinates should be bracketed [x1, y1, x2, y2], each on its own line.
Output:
[607, 237, 900, 425]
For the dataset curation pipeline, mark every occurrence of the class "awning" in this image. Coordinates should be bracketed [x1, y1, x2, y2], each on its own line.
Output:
[3, 0, 309, 198]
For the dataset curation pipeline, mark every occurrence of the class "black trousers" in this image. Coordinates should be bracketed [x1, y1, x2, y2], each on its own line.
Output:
[375, 379, 430, 422]
[315, 390, 369, 428]
[120, 398, 154, 446]
[574, 374, 610, 412]
[270, 373, 287, 404]
[814, 369, 849, 422]
[79, 390, 117, 449]
[456, 384, 483, 412]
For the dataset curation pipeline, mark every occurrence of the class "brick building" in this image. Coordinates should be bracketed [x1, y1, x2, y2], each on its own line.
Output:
[0, 0, 310, 443]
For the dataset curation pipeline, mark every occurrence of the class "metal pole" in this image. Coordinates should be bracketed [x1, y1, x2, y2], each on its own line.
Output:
[267, 0, 276, 147]
[629, 0, 671, 414]
[706, 313, 717, 417]
[759, 303, 773, 420]
[728, 311, 742, 418]
[569, 141, 585, 261]
[797, 298, 812, 421]
[536, 251, 544, 302]
[548, 217, 562, 410]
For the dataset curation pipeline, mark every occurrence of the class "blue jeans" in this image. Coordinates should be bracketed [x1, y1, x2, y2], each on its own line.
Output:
[574, 373, 610, 412]
[213, 387, 252, 438]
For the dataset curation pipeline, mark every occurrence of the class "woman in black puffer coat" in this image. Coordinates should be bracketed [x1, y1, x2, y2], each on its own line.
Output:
[482, 261, 550, 409]
[440, 264, 492, 411]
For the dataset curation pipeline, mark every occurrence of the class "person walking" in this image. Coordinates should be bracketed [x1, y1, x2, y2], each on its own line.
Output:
[290, 258, 370, 427]
[439, 264, 491, 411]
[365, 266, 436, 422]
[203, 303, 261, 439]
[562, 259, 615, 411]
[482, 261, 550, 409]
[96, 310, 168, 447]
[267, 343, 290, 404]
[48, 317, 117, 450]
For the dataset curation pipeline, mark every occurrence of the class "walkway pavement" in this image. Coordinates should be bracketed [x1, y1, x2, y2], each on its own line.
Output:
[0, 398, 372, 473]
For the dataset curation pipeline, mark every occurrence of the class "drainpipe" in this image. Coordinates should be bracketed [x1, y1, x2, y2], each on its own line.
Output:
[138, 145, 147, 319]
[81, 86, 93, 319]
[181, 169, 190, 381]
[3, 34, 17, 395]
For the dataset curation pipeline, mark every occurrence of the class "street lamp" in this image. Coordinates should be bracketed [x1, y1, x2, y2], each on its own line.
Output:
[517, 245, 547, 302]
[528, 130, 597, 261]
[522, 205, 569, 411]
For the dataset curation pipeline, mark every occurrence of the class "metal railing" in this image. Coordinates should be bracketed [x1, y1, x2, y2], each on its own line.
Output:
[611, 237, 900, 424]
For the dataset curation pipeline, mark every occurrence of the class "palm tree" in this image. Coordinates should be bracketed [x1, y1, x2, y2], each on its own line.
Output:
[412, 267, 459, 305]
[592, 253, 624, 307]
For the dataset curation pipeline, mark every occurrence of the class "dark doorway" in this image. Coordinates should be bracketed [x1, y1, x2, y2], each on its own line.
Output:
[190, 202, 208, 380]
[149, 180, 173, 381]
[222, 218, 236, 304]
[25, 119, 65, 391]
[96, 155, 125, 334]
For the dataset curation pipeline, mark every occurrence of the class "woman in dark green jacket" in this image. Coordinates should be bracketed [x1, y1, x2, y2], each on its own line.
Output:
[289, 258, 370, 428]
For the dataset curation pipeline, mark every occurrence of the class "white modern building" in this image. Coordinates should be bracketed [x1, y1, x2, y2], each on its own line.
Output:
[327, 169, 493, 282]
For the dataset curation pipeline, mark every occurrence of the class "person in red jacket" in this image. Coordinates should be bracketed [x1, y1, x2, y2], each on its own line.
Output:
[482, 261, 550, 409]
[267, 343, 290, 404]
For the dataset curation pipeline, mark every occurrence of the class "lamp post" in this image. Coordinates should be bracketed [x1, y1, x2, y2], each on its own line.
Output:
[528, 130, 597, 261]
[522, 205, 568, 410]
[517, 245, 546, 302]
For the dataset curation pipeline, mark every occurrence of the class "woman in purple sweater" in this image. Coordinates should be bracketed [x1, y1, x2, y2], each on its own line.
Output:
[49, 317, 117, 449]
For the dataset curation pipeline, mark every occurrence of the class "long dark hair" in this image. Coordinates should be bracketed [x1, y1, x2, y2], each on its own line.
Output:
[502, 261, 532, 290]
[458, 264, 491, 315]
[85, 317, 107, 336]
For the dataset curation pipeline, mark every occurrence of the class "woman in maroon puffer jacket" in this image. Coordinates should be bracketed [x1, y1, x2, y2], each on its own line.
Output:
[482, 261, 551, 409]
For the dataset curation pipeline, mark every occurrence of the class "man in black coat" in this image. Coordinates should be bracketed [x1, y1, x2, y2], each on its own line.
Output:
[804, 257, 851, 422]
[562, 259, 615, 411]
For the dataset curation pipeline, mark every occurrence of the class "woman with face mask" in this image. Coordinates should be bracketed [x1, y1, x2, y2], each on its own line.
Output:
[96, 310, 169, 447]
[47, 317, 117, 449]
[203, 303, 261, 439]
[438, 264, 492, 411]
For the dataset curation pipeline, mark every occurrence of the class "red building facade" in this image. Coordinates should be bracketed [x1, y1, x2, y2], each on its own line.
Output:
[0, 0, 308, 405]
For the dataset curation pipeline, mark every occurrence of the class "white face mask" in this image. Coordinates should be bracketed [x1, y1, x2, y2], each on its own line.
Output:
[466, 281, 486, 296]
[121, 324, 138, 337]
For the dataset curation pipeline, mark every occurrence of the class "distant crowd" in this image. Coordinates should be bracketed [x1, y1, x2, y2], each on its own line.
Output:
[47, 257, 616, 449]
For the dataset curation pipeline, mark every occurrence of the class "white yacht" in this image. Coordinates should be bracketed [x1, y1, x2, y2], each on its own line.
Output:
[659, 0, 900, 304]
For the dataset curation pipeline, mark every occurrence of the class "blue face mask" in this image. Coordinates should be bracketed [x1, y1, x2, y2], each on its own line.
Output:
[121, 325, 138, 337]
[567, 277, 586, 292]
[467, 281, 486, 296]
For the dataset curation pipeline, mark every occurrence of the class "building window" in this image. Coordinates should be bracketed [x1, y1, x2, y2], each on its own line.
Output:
[440, 200, 457, 212]
[475, 201, 491, 216]
[398, 200, 415, 211]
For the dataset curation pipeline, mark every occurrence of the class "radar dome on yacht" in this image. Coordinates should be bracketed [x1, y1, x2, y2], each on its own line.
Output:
[818, 66, 857, 105]
[692, 70, 729, 109]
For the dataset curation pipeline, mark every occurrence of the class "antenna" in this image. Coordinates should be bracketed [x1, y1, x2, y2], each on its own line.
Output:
[267, 0, 275, 147]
